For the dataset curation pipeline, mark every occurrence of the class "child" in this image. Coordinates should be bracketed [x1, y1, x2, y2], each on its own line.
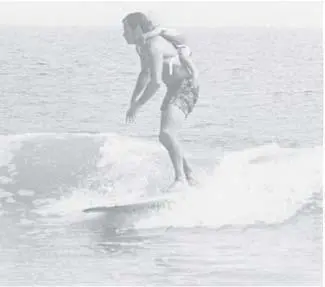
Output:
[141, 24, 199, 88]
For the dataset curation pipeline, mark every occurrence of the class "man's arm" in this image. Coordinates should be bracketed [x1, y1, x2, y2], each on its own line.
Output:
[130, 48, 150, 104]
[135, 43, 163, 107]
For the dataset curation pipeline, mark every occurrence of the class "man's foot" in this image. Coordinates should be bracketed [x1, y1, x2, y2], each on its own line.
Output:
[186, 174, 199, 186]
[167, 179, 186, 192]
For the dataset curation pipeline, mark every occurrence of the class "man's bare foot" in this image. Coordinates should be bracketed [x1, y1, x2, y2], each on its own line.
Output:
[167, 179, 186, 192]
[186, 174, 199, 186]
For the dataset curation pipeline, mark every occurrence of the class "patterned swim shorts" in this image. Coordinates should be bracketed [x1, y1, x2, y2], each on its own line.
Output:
[161, 78, 199, 117]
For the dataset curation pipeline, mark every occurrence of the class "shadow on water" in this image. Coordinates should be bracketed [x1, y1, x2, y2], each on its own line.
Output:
[74, 206, 167, 255]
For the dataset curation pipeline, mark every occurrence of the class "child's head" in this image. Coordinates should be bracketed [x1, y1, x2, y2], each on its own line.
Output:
[146, 12, 161, 29]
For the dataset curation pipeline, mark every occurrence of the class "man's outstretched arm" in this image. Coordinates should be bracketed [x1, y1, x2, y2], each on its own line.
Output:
[130, 48, 150, 104]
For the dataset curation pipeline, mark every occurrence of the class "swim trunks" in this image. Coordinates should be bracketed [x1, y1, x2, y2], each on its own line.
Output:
[161, 77, 199, 117]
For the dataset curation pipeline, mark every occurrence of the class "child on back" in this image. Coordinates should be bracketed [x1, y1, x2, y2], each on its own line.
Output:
[141, 22, 199, 87]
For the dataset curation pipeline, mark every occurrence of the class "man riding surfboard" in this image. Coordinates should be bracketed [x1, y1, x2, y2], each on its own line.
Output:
[122, 12, 199, 190]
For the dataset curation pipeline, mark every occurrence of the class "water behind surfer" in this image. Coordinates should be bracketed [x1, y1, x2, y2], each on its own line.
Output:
[122, 12, 199, 190]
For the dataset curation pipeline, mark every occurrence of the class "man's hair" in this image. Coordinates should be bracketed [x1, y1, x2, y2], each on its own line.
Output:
[122, 12, 154, 33]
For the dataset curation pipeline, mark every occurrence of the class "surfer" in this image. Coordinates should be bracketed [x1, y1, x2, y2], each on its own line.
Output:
[122, 12, 199, 190]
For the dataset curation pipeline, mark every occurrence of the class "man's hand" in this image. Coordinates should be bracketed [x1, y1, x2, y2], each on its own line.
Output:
[125, 102, 139, 124]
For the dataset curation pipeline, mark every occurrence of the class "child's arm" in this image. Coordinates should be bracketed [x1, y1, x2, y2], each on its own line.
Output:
[142, 26, 164, 42]
[178, 50, 199, 86]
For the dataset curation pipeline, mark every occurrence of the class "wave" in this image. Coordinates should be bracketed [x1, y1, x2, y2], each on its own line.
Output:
[135, 143, 322, 229]
[0, 133, 322, 229]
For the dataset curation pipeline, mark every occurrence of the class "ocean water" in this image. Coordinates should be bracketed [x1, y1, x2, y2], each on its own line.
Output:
[0, 26, 322, 285]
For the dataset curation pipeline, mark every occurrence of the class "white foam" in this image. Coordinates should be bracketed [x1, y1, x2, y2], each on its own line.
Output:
[0, 190, 13, 199]
[95, 134, 166, 197]
[0, 135, 22, 163]
[18, 189, 35, 197]
[20, 218, 35, 225]
[135, 144, 322, 229]
[25, 138, 322, 230]
[33, 198, 57, 207]
[0, 176, 13, 185]
[0, 135, 23, 185]
[6, 197, 16, 203]
[32, 188, 117, 218]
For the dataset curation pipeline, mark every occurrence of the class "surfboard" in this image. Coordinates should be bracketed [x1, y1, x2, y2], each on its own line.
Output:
[83, 196, 173, 214]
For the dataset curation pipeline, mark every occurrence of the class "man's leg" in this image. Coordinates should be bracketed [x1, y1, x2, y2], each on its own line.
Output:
[159, 104, 187, 183]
